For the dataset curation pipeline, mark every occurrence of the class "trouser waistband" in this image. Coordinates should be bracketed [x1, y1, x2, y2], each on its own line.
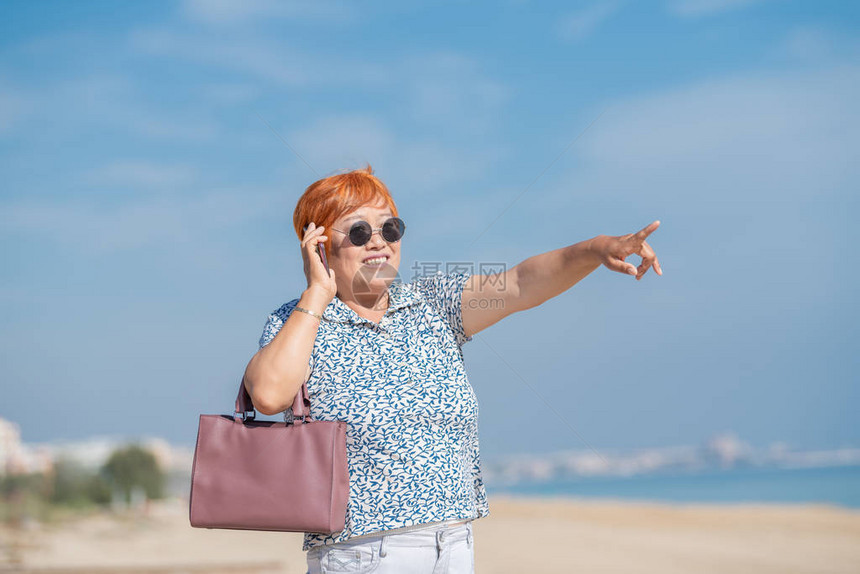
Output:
[377, 520, 473, 558]
[324, 519, 473, 551]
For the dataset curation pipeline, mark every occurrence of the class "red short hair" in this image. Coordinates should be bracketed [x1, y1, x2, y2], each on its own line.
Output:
[293, 165, 398, 253]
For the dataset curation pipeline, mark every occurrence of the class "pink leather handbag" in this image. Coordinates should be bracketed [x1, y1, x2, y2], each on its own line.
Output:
[189, 379, 349, 533]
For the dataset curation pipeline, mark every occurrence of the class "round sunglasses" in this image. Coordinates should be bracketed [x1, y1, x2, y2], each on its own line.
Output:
[331, 217, 406, 246]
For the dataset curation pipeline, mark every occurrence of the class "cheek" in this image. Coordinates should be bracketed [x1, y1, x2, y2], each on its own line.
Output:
[329, 246, 357, 266]
[328, 254, 351, 275]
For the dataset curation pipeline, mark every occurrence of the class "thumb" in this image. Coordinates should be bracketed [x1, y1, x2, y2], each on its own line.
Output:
[606, 257, 637, 276]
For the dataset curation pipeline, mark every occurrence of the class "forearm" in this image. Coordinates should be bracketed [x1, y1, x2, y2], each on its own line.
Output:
[243, 288, 329, 415]
[513, 235, 604, 310]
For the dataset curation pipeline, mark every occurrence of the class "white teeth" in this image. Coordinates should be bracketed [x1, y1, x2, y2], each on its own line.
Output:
[364, 257, 387, 265]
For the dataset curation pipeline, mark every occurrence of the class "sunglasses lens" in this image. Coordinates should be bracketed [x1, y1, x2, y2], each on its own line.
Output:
[348, 221, 373, 246]
[382, 218, 405, 243]
[345, 217, 406, 246]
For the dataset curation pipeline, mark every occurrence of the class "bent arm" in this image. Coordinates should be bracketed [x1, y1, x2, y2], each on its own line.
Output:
[462, 235, 603, 337]
[243, 288, 328, 415]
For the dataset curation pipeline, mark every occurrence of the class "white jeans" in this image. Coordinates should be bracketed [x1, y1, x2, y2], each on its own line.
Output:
[306, 520, 474, 574]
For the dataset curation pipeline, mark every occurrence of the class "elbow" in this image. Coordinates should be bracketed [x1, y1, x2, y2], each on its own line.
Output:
[254, 402, 281, 417]
[242, 372, 283, 416]
[243, 353, 278, 415]
[243, 350, 303, 416]
[250, 391, 284, 416]
[243, 373, 301, 416]
[248, 382, 286, 416]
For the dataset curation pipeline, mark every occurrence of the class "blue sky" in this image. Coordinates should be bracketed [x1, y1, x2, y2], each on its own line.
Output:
[1, 0, 857, 458]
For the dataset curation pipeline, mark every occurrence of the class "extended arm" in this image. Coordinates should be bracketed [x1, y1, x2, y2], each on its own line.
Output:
[462, 221, 661, 338]
[513, 236, 604, 310]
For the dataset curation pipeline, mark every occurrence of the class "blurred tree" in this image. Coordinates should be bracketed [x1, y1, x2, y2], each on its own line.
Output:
[49, 457, 113, 508]
[101, 444, 165, 506]
[1, 472, 49, 525]
[85, 473, 113, 506]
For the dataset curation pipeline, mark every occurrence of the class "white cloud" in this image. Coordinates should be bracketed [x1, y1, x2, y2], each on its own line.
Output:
[129, 28, 311, 88]
[0, 85, 33, 135]
[202, 83, 263, 105]
[533, 63, 860, 216]
[127, 25, 512, 155]
[181, 0, 354, 25]
[285, 114, 501, 193]
[555, 1, 620, 42]
[129, 27, 388, 90]
[668, 0, 768, 18]
[127, 24, 509, 139]
[129, 117, 219, 141]
[287, 115, 392, 172]
[0, 74, 220, 143]
[585, 65, 857, 174]
[127, 25, 508, 129]
[82, 161, 199, 190]
[776, 26, 860, 63]
[401, 52, 509, 132]
[0, 187, 285, 254]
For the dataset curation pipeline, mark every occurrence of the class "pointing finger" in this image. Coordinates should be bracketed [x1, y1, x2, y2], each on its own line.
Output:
[636, 220, 660, 241]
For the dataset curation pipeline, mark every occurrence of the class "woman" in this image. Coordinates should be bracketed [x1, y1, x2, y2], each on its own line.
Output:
[243, 166, 662, 574]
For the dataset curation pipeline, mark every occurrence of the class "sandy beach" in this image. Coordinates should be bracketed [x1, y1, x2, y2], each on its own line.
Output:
[2, 496, 859, 573]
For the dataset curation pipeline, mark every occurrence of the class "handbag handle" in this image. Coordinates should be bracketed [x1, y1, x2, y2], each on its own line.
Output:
[233, 378, 310, 423]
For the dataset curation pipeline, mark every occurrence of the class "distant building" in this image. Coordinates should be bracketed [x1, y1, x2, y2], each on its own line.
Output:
[0, 417, 53, 476]
[702, 432, 754, 468]
[142, 437, 194, 474]
[0, 417, 194, 479]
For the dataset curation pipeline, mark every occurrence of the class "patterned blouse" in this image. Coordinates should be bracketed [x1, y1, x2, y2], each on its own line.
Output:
[258, 271, 490, 551]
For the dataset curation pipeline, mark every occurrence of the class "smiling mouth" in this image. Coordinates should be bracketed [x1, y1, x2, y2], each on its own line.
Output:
[363, 256, 389, 265]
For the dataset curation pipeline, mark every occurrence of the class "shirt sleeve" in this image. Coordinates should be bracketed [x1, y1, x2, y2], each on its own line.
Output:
[257, 298, 316, 372]
[414, 271, 474, 347]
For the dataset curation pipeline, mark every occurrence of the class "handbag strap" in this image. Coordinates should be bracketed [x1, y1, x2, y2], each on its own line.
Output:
[233, 378, 310, 423]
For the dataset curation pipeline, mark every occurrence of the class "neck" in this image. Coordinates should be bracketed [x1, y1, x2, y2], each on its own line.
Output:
[338, 287, 390, 315]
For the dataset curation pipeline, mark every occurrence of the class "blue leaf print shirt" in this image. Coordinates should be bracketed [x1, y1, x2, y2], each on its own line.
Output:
[258, 271, 490, 551]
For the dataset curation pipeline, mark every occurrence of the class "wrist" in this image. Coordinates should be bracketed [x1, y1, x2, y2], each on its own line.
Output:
[301, 287, 331, 312]
[586, 235, 606, 263]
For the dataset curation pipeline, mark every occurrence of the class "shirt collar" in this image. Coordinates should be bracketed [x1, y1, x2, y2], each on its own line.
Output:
[322, 279, 423, 325]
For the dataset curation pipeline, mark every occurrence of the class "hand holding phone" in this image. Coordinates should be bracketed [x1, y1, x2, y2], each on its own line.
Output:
[301, 223, 335, 301]
[303, 224, 330, 273]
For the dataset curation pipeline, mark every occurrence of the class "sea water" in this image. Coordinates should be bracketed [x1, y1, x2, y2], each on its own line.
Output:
[487, 465, 860, 508]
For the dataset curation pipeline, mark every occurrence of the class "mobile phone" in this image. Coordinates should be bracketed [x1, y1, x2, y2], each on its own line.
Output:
[317, 242, 329, 273]
[303, 225, 330, 273]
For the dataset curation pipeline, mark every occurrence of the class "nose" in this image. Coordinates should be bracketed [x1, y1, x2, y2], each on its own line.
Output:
[366, 229, 386, 248]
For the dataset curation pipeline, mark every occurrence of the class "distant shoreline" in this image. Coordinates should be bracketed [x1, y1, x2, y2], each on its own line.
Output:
[487, 463, 860, 508]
